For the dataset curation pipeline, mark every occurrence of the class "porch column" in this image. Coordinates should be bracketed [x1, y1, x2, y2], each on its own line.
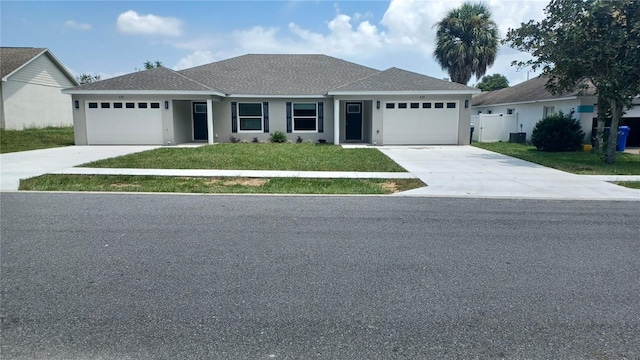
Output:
[206, 98, 214, 144]
[333, 98, 340, 145]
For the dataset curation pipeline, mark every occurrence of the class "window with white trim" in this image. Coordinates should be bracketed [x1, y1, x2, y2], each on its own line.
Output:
[543, 106, 555, 118]
[238, 103, 263, 132]
[293, 103, 317, 132]
[507, 108, 515, 115]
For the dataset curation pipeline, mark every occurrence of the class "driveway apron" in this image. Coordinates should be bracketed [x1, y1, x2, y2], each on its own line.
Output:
[0, 146, 159, 191]
[380, 146, 640, 200]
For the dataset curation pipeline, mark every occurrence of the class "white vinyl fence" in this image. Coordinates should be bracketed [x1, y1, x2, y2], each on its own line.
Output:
[471, 114, 519, 142]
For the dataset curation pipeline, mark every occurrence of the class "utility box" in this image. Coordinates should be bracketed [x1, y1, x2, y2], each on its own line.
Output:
[509, 132, 526, 143]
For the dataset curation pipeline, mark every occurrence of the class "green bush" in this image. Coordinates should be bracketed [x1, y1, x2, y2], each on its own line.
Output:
[269, 131, 287, 143]
[531, 111, 584, 152]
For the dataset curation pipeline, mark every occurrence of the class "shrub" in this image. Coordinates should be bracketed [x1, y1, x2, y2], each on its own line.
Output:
[531, 111, 584, 151]
[229, 135, 240, 143]
[269, 131, 287, 143]
[296, 135, 303, 143]
[252, 137, 259, 143]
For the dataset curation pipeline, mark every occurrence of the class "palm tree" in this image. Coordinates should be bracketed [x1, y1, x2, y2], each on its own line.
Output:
[433, 3, 499, 85]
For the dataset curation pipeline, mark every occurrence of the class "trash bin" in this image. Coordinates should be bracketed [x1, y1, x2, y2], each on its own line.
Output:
[617, 126, 630, 152]
[470, 124, 475, 144]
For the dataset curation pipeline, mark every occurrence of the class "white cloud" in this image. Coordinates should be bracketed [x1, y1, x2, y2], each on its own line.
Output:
[116, 10, 182, 36]
[170, 0, 549, 85]
[64, 20, 91, 31]
[174, 50, 219, 70]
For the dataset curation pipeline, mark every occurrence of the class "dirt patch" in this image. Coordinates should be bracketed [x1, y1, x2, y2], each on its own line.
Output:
[380, 181, 399, 193]
[110, 183, 141, 188]
[222, 178, 269, 187]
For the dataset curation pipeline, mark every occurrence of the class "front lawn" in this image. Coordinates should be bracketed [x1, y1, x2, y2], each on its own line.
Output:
[616, 182, 640, 189]
[0, 126, 74, 154]
[19, 175, 426, 194]
[473, 142, 640, 175]
[82, 143, 406, 172]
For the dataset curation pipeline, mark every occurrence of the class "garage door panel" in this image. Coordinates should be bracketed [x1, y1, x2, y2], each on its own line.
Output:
[86, 103, 163, 145]
[383, 102, 459, 145]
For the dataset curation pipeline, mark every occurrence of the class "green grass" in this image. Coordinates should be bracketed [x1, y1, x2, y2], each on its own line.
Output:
[615, 182, 640, 189]
[19, 175, 426, 194]
[0, 126, 74, 153]
[473, 142, 640, 175]
[81, 143, 406, 172]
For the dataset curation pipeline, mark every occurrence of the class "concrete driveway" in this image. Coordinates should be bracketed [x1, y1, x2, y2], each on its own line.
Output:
[380, 146, 640, 200]
[0, 146, 159, 191]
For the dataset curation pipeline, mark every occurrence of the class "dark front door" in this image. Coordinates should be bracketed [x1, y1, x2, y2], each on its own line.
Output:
[345, 102, 362, 141]
[193, 102, 208, 141]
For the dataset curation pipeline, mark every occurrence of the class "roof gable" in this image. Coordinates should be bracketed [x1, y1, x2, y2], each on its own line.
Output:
[472, 75, 596, 106]
[329, 67, 478, 93]
[68, 66, 218, 92]
[178, 54, 380, 95]
[1, 47, 78, 85]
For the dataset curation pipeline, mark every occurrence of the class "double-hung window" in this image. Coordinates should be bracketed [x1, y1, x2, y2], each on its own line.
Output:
[293, 103, 317, 132]
[238, 103, 263, 132]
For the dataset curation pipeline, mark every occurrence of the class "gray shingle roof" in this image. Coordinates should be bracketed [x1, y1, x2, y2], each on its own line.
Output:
[72, 66, 216, 92]
[330, 67, 477, 92]
[472, 75, 597, 106]
[178, 54, 379, 95]
[0, 47, 46, 78]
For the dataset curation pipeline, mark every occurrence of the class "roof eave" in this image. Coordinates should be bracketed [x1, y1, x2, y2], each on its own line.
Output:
[228, 94, 329, 99]
[62, 89, 226, 97]
[471, 95, 586, 108]
[327, 89, 481, 96]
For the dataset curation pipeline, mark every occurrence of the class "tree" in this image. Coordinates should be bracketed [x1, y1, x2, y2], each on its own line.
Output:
[144, 60, 163, 69]
[476, 73, 509, 91]
[504, 0, 640, 164]
[76, 73, 101, 85]
[433, 2, 499, 85]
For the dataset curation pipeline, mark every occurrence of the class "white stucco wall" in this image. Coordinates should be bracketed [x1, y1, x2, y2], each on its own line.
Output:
[1, 54, 75, 129]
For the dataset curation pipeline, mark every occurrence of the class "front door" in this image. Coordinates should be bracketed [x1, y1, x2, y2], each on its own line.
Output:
[345, 102, 362, 141]
[193, 102, 208, 141]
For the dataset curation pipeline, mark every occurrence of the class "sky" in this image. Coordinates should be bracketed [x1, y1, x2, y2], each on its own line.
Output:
[1, 0, 550, 87]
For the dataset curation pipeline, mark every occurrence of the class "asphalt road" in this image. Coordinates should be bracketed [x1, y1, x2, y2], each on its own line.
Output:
[1, 193, 639, 359]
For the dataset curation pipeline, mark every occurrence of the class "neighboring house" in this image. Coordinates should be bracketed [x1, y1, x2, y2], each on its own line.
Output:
[63, 54, 479, 146]
[1, 47, 78, 130]
[472, 76, 640, 146]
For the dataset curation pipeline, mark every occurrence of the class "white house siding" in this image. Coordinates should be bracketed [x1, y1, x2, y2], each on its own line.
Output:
[212, 98, 334, 143]
[472, 97, 597, 142]
[1, 54, 76, 129]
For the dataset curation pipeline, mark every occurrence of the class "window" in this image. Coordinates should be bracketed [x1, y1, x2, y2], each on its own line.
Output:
[385, 103, 395, 109]
[434, 102, 444, 109]
[114, 103, 123, 109]
[194, 104, 207, 113]
[398, 103, 407, 109]
[447, 102, 456, 109]
[88, 102, 98, 109]
[410, 103, 420, 109]
[293, 103, 317, 132]
[422, 103, 432, 109]
[150, 102, 160, 109]
[126, 103, 135, 109]
[347, 104, 360, 113]
[238, 103, 263, 131]
[543, 106, 555, 118]
[138, 103, 148, 109]
[486, 110, 492, 114]
[507, 108, 515, 115]
[101, 102, 110, 109]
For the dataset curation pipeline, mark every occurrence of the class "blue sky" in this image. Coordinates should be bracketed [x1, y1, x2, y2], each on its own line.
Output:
[1, 0, 548, 86]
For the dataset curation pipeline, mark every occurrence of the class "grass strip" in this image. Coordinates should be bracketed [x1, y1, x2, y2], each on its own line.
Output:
[473, 142, 640, 175]
[614, 181, 640, 189]
[1, 126, 74, 153]
[19, 175, 426, 195]
[81, 143, 406, 172]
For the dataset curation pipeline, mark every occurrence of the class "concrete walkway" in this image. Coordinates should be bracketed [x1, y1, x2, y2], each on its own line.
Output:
[0, 146, 159, 190]
[379, 146, 640, 201]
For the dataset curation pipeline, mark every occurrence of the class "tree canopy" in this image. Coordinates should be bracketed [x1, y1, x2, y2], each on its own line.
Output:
[433, 2, 499, 85]
[476, 74, 509, 91]
[144, 60, 163, 70]
[76, 74, 101, 85]
[504, 0, 640, 163]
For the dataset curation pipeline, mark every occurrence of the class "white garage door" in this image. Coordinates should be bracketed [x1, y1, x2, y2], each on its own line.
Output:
[383, 101, 459, 145]
[85, 101, 163, 145]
